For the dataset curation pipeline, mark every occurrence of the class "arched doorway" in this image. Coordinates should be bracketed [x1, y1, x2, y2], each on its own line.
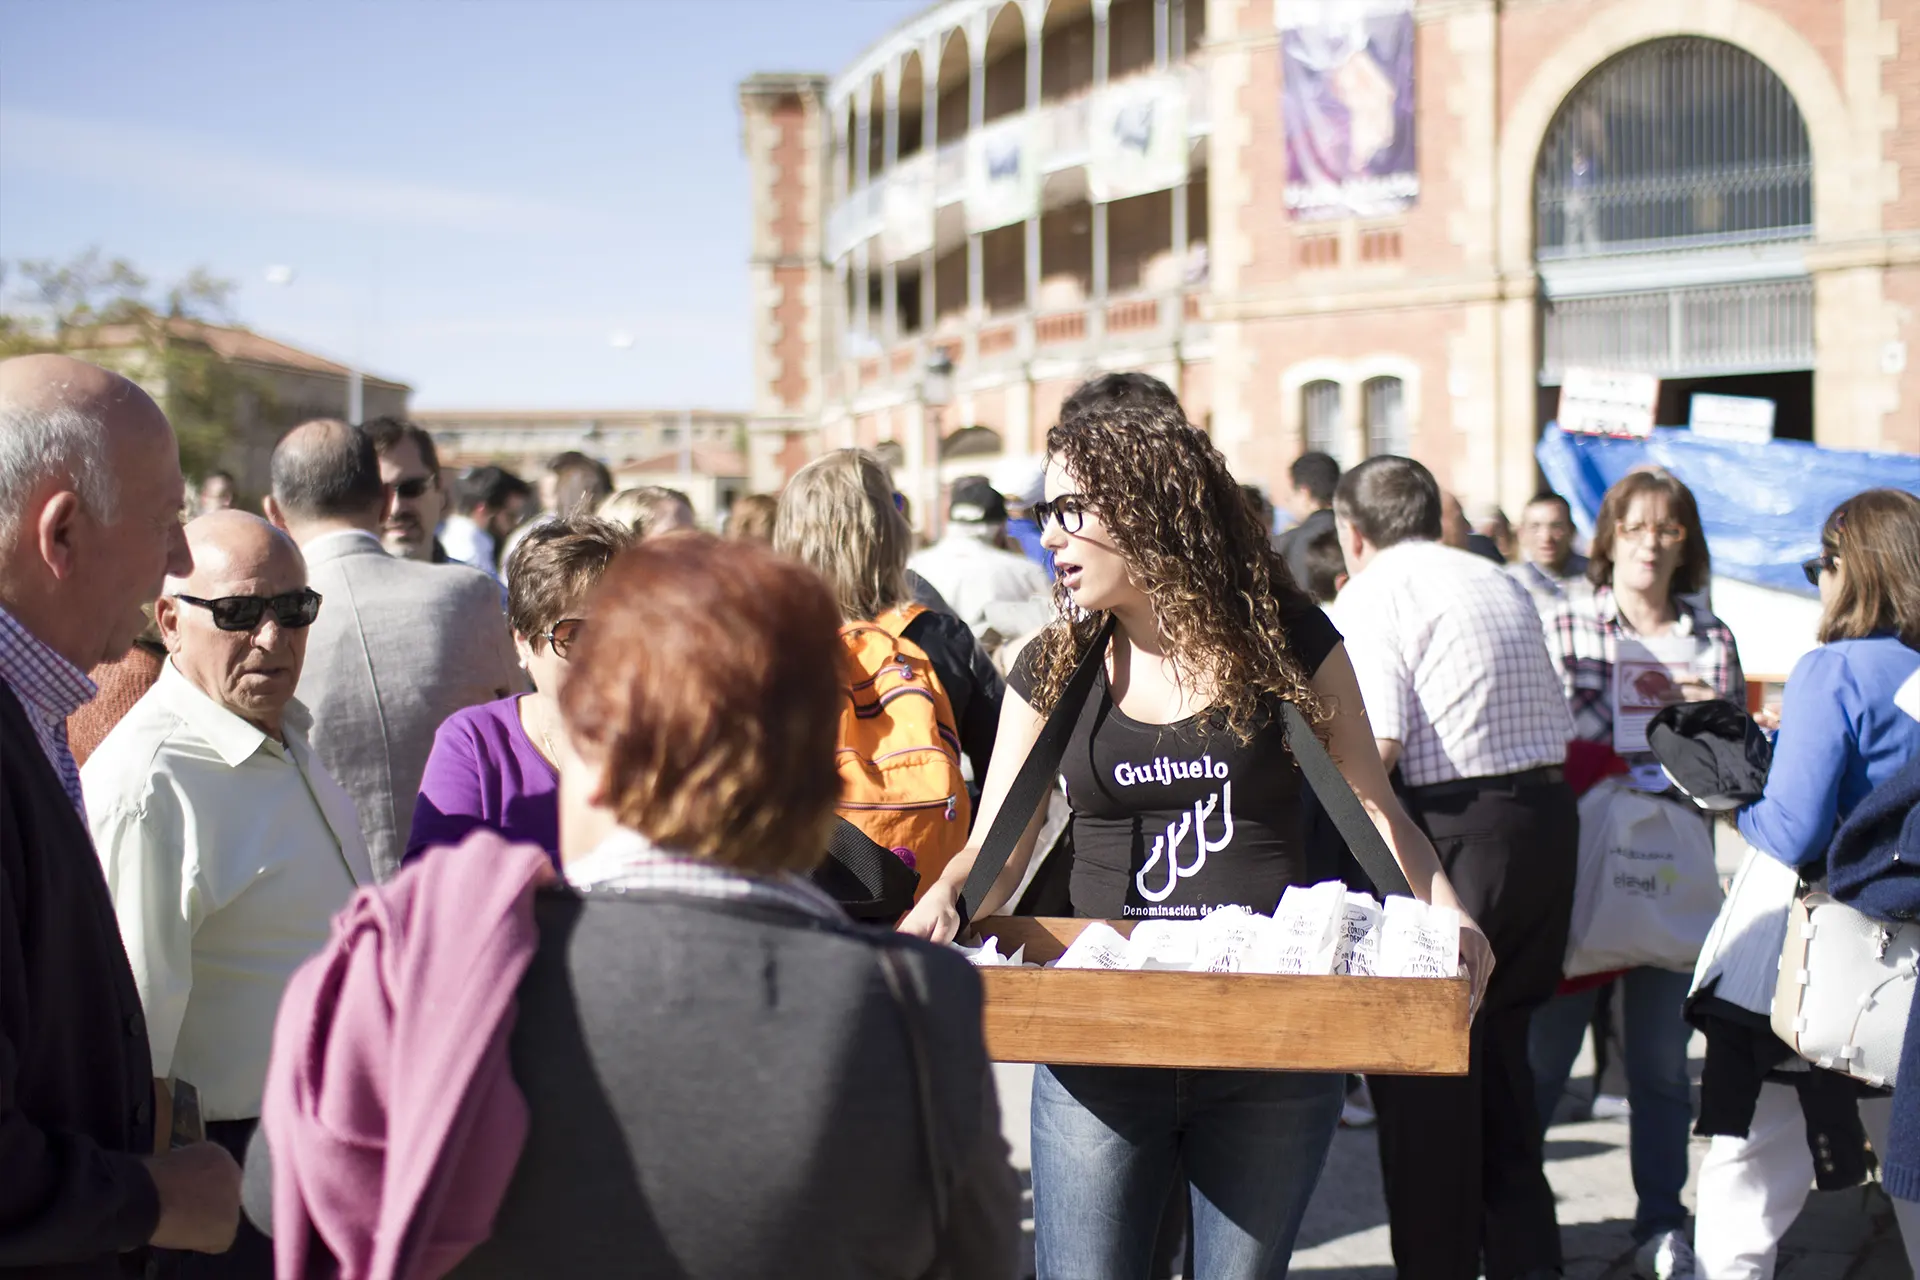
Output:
[1534, 38, 1815, 439]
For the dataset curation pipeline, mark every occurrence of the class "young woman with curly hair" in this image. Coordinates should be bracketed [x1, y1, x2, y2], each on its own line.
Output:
[900, 384, 1491, 1280]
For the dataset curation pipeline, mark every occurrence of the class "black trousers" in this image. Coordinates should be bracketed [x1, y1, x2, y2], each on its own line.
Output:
[152, 1119, 273, 1280]
[1370, 771, 1578, 1280]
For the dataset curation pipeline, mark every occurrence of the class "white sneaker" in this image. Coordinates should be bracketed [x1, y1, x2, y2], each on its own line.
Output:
[1633, 1229, 1697, 1280]
[1340, 1079, 1376, 1128]
[1591, 1092, 1633, 1121]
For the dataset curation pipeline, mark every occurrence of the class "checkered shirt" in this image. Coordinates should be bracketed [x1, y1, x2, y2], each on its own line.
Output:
[566, 827, 847, 921]
[1330, 540, 1574, 787]
[0, 602, 96, 819]
[1545, 584, 1744, 748]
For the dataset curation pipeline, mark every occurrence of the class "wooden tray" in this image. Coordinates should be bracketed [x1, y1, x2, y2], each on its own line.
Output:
[972, 916, 1471, 1075]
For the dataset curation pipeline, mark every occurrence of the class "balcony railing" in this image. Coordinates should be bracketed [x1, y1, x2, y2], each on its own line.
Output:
[836, 288, 1207, 406]
[827, 65, 1210, 263]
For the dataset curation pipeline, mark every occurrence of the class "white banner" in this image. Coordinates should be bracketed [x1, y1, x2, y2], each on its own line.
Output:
[1089, 73, 1190, 203]
[965, 116, 1039, 234]
[1558, 367, 1659, 438]
[881, 154, 935, 263]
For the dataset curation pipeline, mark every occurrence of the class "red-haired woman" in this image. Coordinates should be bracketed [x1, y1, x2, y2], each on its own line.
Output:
[245, 535, 1020, 1279]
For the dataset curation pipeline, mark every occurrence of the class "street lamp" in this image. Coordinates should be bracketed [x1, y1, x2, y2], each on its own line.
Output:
[919, 349, 954, 540]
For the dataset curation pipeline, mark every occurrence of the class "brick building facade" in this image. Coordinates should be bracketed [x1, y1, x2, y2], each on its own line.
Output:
[741, 0, 1920, 519]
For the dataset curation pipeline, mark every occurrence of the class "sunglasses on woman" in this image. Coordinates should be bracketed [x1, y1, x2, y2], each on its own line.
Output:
[1801, 553, 1837, 587]
[173, 589, 323, 632]
[1031, 494, 1091, 535]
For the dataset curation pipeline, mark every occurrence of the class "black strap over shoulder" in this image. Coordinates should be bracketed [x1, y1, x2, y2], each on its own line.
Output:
[955, 617, 1411, 927]
[957, 618, 1114, 926]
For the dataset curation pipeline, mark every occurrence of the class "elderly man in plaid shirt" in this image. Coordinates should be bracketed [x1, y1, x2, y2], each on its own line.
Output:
[1329, 455, 1577, 1280]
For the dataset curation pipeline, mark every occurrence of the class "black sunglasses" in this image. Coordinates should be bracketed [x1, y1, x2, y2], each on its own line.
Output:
[540, 618, 586, 659]
[1031, 494, 1091, 534]
[1801, 553, 1837, 587]
[174, 589, 323, 632]
[388, 476, 434, 500]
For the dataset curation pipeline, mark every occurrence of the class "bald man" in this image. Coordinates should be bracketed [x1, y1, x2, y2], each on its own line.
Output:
[84, 512, 373, 1279]
[264, 419, 518, 878]
[0, 355, 242, 1274]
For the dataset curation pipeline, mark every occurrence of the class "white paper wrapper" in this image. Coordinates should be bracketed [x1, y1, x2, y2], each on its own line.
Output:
[1125, 919, 1200, 971]
[1269, 880, 1347, 975]
[954, 936, 1029, 967]
[1378, 897, 1461, 979]
[1191, 906, 1285, 974]
[1055, 922, 1133, 970]
[1333, 892, 1385, 976]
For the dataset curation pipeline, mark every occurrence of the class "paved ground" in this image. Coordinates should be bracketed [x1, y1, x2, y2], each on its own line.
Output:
[992, 1061, 1912, 1280]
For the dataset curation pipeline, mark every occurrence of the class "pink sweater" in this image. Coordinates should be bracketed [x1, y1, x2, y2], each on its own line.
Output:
[261, 832, 553, 1279]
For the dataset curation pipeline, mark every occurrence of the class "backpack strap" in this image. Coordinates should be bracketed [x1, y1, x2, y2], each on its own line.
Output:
[872, 603, 929, 640]
[956, 618, 1115, 927]
[955, 616, 1413, 927]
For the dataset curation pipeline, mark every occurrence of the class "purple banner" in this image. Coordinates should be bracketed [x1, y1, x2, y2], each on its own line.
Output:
[1279, 1, 1418, 222]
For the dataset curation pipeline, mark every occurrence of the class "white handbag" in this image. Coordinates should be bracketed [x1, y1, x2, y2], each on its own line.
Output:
[1771, 890, 1919, 1088]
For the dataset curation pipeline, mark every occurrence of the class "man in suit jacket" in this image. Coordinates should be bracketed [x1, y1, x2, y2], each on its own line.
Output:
[265, 420, 519, 879]
[0, 354, 241, 1275]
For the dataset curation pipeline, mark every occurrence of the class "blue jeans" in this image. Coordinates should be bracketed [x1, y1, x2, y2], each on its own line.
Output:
[1030, 1064, 1343, 1280]
[1529, 966, 1695, 1239]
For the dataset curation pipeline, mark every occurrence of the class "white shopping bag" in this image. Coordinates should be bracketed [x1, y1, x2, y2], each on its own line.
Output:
[1565, 776, 1725, 977]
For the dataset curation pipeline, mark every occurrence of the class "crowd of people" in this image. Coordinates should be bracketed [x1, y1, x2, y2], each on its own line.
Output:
[2, 350, 1917, 1280]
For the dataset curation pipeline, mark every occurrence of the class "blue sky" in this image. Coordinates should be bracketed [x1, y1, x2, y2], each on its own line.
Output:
[0, 0, 923, 409]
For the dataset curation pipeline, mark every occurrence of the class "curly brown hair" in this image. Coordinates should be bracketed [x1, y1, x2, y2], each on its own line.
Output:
[1024, 401, 1328, 740]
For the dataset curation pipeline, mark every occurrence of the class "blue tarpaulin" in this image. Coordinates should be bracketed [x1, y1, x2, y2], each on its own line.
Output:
[1536, 425, 1920, 597]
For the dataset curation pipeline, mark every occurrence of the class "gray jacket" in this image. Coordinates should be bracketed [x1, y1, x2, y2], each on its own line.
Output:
[297, 532, 519, 879]
[246, 889, 1023, 1279]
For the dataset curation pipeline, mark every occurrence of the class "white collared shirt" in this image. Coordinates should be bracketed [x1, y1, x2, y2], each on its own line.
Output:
[82, 662, 374, 1120]
[439, 514, 499, 579]
[1330, 540, 1573, 788]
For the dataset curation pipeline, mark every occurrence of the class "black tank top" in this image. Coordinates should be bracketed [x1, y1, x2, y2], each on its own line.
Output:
[1008, 600, 1343, 919]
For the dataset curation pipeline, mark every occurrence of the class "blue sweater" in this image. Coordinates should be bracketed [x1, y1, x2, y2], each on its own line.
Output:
[1737, 635, 1920, 868]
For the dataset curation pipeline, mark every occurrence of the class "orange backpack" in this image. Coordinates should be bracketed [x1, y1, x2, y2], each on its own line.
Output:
[836, 605, 972, 896]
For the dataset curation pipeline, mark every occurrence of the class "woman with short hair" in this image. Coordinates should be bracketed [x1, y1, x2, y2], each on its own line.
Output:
[406, 515, 633, 866]
[1532, 468, 1744, 1280]
[1691, 488, 1920, 1280]
[898, 398, 1492, 1279]
[247, 534, 1021, 1278]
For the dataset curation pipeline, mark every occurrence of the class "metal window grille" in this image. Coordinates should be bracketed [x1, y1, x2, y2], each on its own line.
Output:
[1540, 278, 1814, 382]
[1536, 38, 1812, 260]
[1364, 376, 1408, 457]
[1302, 379, 1343, 460]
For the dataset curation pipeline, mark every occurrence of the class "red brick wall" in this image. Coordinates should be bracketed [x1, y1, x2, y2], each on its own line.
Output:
[766, 94, 816, 416]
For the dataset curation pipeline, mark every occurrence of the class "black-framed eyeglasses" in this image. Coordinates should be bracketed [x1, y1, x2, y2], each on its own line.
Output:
[1801, 553, 1837, 587]
[540, 618, 586, 659]
[173, 589, 323, 633]
[1032, 494, 1092, 534]
[387, 476, 435, 500]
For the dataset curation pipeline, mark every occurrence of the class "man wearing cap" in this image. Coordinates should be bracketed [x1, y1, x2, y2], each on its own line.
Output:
[987, 456, 1054, 577]
[909, 475, 1052, 650]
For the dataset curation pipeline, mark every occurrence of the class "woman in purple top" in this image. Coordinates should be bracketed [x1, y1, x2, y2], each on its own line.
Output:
[407, 516, 634, 866]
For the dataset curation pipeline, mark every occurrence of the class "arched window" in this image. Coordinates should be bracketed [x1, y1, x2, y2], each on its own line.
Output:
[1301, 380, 1343, 462]
[1363, 376, 1408, 457]
[1535, 38, 1811, 259]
